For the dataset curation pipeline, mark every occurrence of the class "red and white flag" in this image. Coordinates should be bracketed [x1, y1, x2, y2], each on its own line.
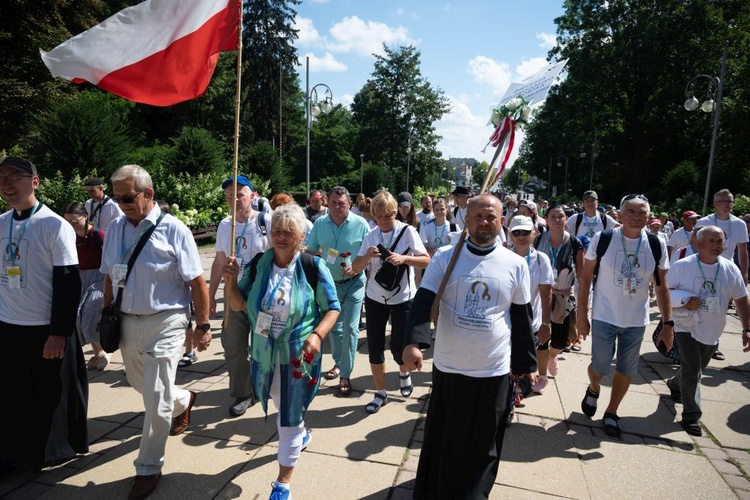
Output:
[40, 0, 240, 106]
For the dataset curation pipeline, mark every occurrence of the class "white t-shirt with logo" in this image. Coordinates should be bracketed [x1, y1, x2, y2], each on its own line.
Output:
[421, 244, 531, 377]
[417, 211, 435, 226]
[263, 262, 295, 339]
[696, 214, 749, 260]
[358, 220, 427, 305]
[522, 248, 555, 332]
[667, 254, 747, 345]
[667, 227, 692, 251]
[0, 205, 78, 325]
[567, 212, 618, 238]
[585, 228, 669, 328]
[419, 219, 453, 251]
[216, 214, 271, 280]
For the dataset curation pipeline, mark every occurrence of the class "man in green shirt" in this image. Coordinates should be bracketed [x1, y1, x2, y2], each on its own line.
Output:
[307, 186, 370, 396]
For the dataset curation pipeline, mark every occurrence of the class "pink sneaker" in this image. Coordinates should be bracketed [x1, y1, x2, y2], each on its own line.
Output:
[532, 375, 548, 394]
[548, 357, 559, 377]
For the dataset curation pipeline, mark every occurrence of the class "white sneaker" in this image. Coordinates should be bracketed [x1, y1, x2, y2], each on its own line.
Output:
[548, 357, 559, 377]
[532, 375, 548, 394]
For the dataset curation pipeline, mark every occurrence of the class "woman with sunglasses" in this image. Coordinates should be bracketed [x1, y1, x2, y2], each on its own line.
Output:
[508, 215, 555, 394]
[347, 191, 430, 414]
[533, 204, 583, 385]
[63, 202, 108, 370]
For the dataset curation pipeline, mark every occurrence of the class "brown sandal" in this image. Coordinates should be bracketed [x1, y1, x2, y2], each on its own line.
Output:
[324, 365, 340, 380]
[337, 378, 352, 397]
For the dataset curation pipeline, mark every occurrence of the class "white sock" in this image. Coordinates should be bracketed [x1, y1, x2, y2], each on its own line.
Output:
[274, 481, 290, 490]
[376, 389, 387, 398]
[399, 371, 411, 388]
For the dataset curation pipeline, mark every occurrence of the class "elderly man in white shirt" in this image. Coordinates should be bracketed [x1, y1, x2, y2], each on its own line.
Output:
[100, 165, 210, 500]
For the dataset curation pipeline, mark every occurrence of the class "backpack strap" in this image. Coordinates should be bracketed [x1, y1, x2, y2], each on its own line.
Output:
[679, 246, 687, 259]
[574, 213, 583, 235]
[592, 229, 614, 286]
[600, 212, 607, 229]
[249, 251, 318, 292]
[450, 222, 457, 232]
[645, 232, 662, 287]
[256, 206, 267, 236]
[390, 224, 410, 252]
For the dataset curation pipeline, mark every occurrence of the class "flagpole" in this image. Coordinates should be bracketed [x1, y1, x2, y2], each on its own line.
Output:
[226, 0, 244, 329]
[430, 138, 506, 324]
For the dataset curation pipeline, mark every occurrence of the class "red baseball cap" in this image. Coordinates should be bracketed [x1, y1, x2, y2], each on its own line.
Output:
[682, 210, 699, 219]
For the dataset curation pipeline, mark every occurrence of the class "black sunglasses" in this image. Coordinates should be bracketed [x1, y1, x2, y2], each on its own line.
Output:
[621, 194, 648, 204]
[511, 230, 532, 237]
[113, 191, 143, 204]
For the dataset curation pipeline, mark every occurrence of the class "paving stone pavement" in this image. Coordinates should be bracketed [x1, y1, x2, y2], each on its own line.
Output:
[2, 248, 750, 499]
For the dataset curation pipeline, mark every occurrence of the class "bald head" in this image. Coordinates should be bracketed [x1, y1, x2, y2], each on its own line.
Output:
[467, 194, 503, 246]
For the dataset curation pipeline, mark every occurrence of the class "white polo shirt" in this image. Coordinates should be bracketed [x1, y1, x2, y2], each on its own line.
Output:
[100, 205, 204, 314]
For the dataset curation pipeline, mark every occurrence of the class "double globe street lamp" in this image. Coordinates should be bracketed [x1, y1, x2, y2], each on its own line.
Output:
[305, 56, 334, 199]
[683, 42, 728, 216]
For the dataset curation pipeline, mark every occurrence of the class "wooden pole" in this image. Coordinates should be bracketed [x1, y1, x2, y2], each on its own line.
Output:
[430, 135, 507, 324]
[225, 0, 244, 329]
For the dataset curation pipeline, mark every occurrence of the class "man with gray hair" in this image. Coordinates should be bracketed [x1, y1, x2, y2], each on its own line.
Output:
[100, 165, 210, 499]
[666, 225, 750, 436]
[577, 194, 673, 438]
[209, 174, 271, 417]
[306, 186, 369, 396]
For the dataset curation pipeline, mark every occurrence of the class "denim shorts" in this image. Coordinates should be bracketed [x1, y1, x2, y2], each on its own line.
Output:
[590, 320, 646, 378]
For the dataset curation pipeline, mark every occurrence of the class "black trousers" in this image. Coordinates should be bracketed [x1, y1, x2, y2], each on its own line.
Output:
[365, 296, 411, 365]
[414, 368, 511, 500]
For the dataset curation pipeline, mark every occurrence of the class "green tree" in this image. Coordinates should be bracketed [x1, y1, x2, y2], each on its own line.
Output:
[0, 0, 109, 151]
[351, 45, 450, 193]
[309, 105, 359, 179]
[519, 0, 750, 201]
[28, 90, 135, 178]
[243, 140, 290, 193]
[165, 126, 227, 176]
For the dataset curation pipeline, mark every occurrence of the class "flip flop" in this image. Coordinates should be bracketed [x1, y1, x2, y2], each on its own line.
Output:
[323, 365, 340, 380]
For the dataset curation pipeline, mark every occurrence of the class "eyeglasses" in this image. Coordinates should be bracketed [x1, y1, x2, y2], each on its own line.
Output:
[0, 174, 33, 183]
[715, 199, 734, 204]
[511, 230, 532, 237]
[621, 194, 649, 204]
[113, 191, 143, 204]
[64, 215, 85, 223]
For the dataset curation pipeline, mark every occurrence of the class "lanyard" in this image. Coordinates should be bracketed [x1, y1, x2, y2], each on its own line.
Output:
[714, 214, 732, 242]
[697, 258, 720, 294]
[434, 221, 447, 246]
[235, 219, 249, 255]
[379, 226, 396, 248]
[546, 232, 562, 268]
[8, 202, 39, 265]
[120, 217, 155, 263]
[620, 230, 643, 275]
[265, 256, 298, 312]
[329, 217, 347, 249]
[525, 249, 532, 267]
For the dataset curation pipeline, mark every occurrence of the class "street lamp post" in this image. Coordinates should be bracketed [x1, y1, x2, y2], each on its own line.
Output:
[406, 133, 412, 193]
[684, 42, 728, 216]
[579, 131, 598, 191]
[305, 56, 334, 199]
[360, 154, 364, 194]
[557, 156, 569, 197]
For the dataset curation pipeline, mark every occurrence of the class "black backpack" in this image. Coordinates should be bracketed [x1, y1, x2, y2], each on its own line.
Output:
[248, 251, 318, 292]
[593, 229, 662, 287]
[574, 212, 607, 235]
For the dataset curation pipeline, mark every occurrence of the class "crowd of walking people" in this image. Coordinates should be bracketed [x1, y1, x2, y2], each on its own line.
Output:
[2, 154, 750, 499]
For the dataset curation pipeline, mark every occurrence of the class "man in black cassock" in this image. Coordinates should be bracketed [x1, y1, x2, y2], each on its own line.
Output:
[403, 194, 537, 499]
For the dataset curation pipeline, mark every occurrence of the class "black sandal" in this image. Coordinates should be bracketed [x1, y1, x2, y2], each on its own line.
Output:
[337, 378, 352, 397]
[366, 393, 388, 414]
[603, 412, 621, 438]
[399, 373, 413, 397]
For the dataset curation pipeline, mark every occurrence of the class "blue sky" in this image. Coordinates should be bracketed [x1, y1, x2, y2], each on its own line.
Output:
[293, 0, 566, 162]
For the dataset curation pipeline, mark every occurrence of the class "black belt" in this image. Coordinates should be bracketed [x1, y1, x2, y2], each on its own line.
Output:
[335, 274, 361, 285]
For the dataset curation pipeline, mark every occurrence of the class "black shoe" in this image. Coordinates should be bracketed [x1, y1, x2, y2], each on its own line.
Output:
[603, 412, 621, 438]
[668, 384, 682, 404]
[680, 420, 702, 436]
[581, 387, 599, 417]
[229, 395, 255, 417]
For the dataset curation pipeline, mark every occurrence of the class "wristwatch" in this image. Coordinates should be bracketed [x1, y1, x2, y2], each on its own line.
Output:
[196, 323, 211, 331]
[663, 320, 675, 327]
